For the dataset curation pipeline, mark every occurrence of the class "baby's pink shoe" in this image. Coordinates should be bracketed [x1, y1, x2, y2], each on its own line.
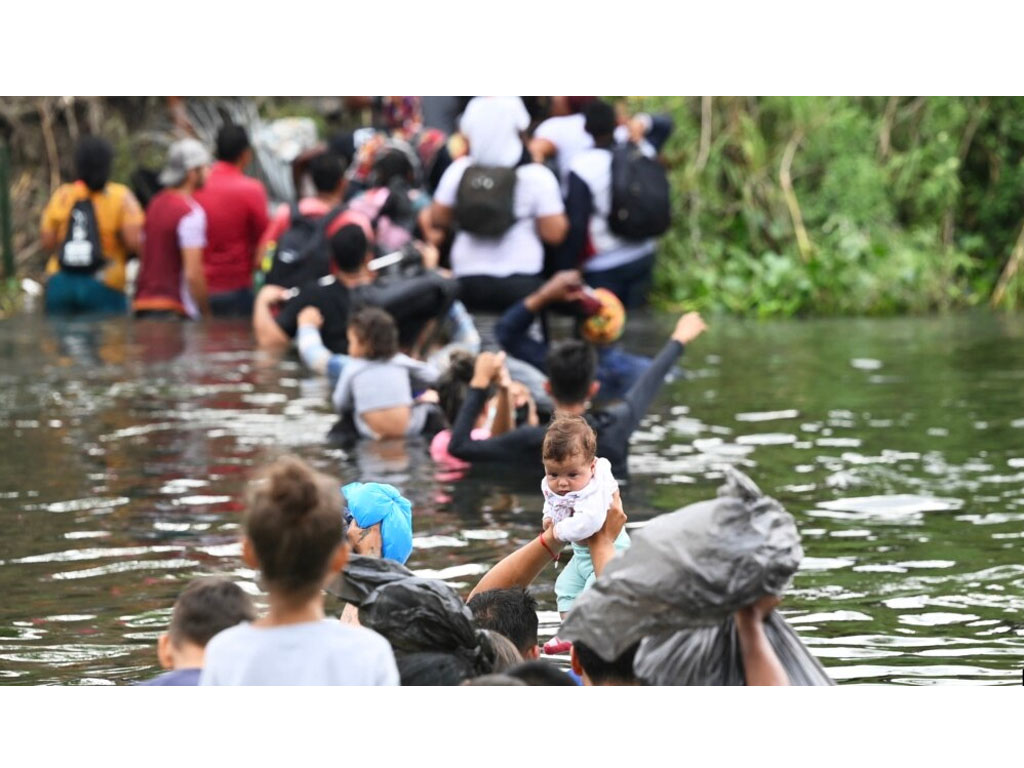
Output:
[543, 636, 573, 655]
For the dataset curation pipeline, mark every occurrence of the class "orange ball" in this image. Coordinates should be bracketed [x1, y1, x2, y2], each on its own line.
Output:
[580, 288, 626, 345]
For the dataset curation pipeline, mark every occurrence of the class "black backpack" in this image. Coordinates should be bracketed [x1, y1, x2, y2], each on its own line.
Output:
[263, 203, 347, 290]
[59, 198, 106, 274]
[608, 143, 671, 240]
[454, 165, 517, 237]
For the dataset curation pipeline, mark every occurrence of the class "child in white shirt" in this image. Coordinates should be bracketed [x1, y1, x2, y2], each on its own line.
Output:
[540, 415, 630, 652]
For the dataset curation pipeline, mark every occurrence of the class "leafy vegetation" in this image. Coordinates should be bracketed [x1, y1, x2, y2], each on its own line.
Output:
[629, 97, 1024, 315]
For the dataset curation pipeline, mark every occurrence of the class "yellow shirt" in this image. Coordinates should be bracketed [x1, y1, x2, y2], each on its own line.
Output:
[41, 181, 144, 292]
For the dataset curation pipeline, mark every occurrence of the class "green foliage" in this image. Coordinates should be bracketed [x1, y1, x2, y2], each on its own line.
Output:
[637, 96, 1024, 316]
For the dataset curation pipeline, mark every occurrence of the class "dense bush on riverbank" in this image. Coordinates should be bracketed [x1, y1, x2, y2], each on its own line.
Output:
[637, 96, 1024, 315]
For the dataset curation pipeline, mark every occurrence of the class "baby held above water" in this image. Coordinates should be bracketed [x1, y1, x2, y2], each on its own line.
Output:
[541, 415, 630, 621]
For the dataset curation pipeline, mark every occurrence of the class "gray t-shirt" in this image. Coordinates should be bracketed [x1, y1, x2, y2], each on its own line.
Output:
[199, 620, 399, 686]
[332, 354, 438, 415]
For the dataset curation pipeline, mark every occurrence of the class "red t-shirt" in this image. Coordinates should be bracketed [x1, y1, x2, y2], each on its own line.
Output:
[134, 190, 204, 316]
[193, 161, 270, 294]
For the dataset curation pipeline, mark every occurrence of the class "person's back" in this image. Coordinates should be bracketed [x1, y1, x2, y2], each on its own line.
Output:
[332, 307, 439, 440]
[429, 97, 567, 313]
[200, 619, 397, 685]
[134, 188, 200, 316]
[134, 138, 213, 318]
[193, 124, 270, 315]
[40, 136, 144, 315]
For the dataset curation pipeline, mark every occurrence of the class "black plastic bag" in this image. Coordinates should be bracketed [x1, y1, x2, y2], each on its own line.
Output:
[326, 554, 414, 605]
[560, 467, 832, 685]
[359, 577, 496, 676]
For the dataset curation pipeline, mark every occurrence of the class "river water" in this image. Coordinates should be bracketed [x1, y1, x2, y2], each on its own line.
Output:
[1, 311, 1022, 685]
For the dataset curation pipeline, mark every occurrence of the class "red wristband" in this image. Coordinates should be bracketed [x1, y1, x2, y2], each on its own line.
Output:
[538, 532, 558, 561]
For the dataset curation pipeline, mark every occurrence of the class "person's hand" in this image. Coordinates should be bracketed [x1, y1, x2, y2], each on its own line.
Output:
[584, 491, 627, 547]
[735, 594, 781, 632]
[470, 351, 506, 389]
[671, 311, 707, 345]
[297, 306, 323, 328]
[542, 518, 553, 532]
[257, 284, 290, 305]
[418, 241, 440, 270]
[527, 270, 584, 312]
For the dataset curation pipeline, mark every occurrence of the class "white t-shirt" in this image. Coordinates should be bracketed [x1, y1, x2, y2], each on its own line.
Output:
[534, 114, 595, 192]
[199, 619, 400, 686]
[569, 147, 655, 273]
[434, 157, 565, 278]
[458, 97, 530, 167]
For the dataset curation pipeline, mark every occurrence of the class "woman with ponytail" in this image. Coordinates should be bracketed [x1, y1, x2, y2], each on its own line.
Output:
[200, 456, 399, 685]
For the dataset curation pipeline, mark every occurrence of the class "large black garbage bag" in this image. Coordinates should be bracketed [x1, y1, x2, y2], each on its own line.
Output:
[326, 555, 414, 605]
[560, 467, 832, 685]
[359, 577, 496, 676]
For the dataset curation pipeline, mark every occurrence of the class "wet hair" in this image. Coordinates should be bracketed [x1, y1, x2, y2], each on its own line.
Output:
[437, 350, 489, 425]
[573, 640, 642, 685]
[309, 151, 346, 194]
[546, 340, 597, 404]
[461, 673, 527, 686]
[543, 414, 597, 464]
[370, 149, 414, 188]
[584, 99, 617, 141]
[244, 456, 345, 598]
[329, 224, 369, 274]
[507, 660, 577, 686]
[168, 577, 256, 649]
[74, 136, 114, 192]
[468, 587, 539, 657]
[397, 652, 475, 686]
[348, 306, 398, 360]
[481, 629, 524, 673]
[215, 123, 250, 163]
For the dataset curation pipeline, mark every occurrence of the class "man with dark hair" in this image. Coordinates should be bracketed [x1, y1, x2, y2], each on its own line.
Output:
[255, 217, 458, 359]
[448, 311, 707, 477]
[570, 640, 642, 686]
[40, 135, 144, 315]
[553, 98, 675, 309]
[467, 587, 540, 659]
[140, 577, 256, 686]
[193, 123, 270, 316]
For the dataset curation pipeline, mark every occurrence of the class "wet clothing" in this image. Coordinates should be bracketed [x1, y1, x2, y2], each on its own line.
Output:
[332, 354, 439, 439]
[41, 181, 143, 313]
[138, 668, 200, 686]
[448, 338, 686, 477]
[45, 271, 127, 315]
[193, 161, 269, 304]
[133, 189, 206, 318]
[200, 620, 399, 686]
[275, 277, 353, 353]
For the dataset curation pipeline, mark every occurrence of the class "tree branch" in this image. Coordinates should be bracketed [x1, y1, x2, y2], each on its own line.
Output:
[779, 131, 813, 263]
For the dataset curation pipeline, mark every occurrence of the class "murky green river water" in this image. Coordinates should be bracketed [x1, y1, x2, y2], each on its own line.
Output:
[1, 310, 1022, 685]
